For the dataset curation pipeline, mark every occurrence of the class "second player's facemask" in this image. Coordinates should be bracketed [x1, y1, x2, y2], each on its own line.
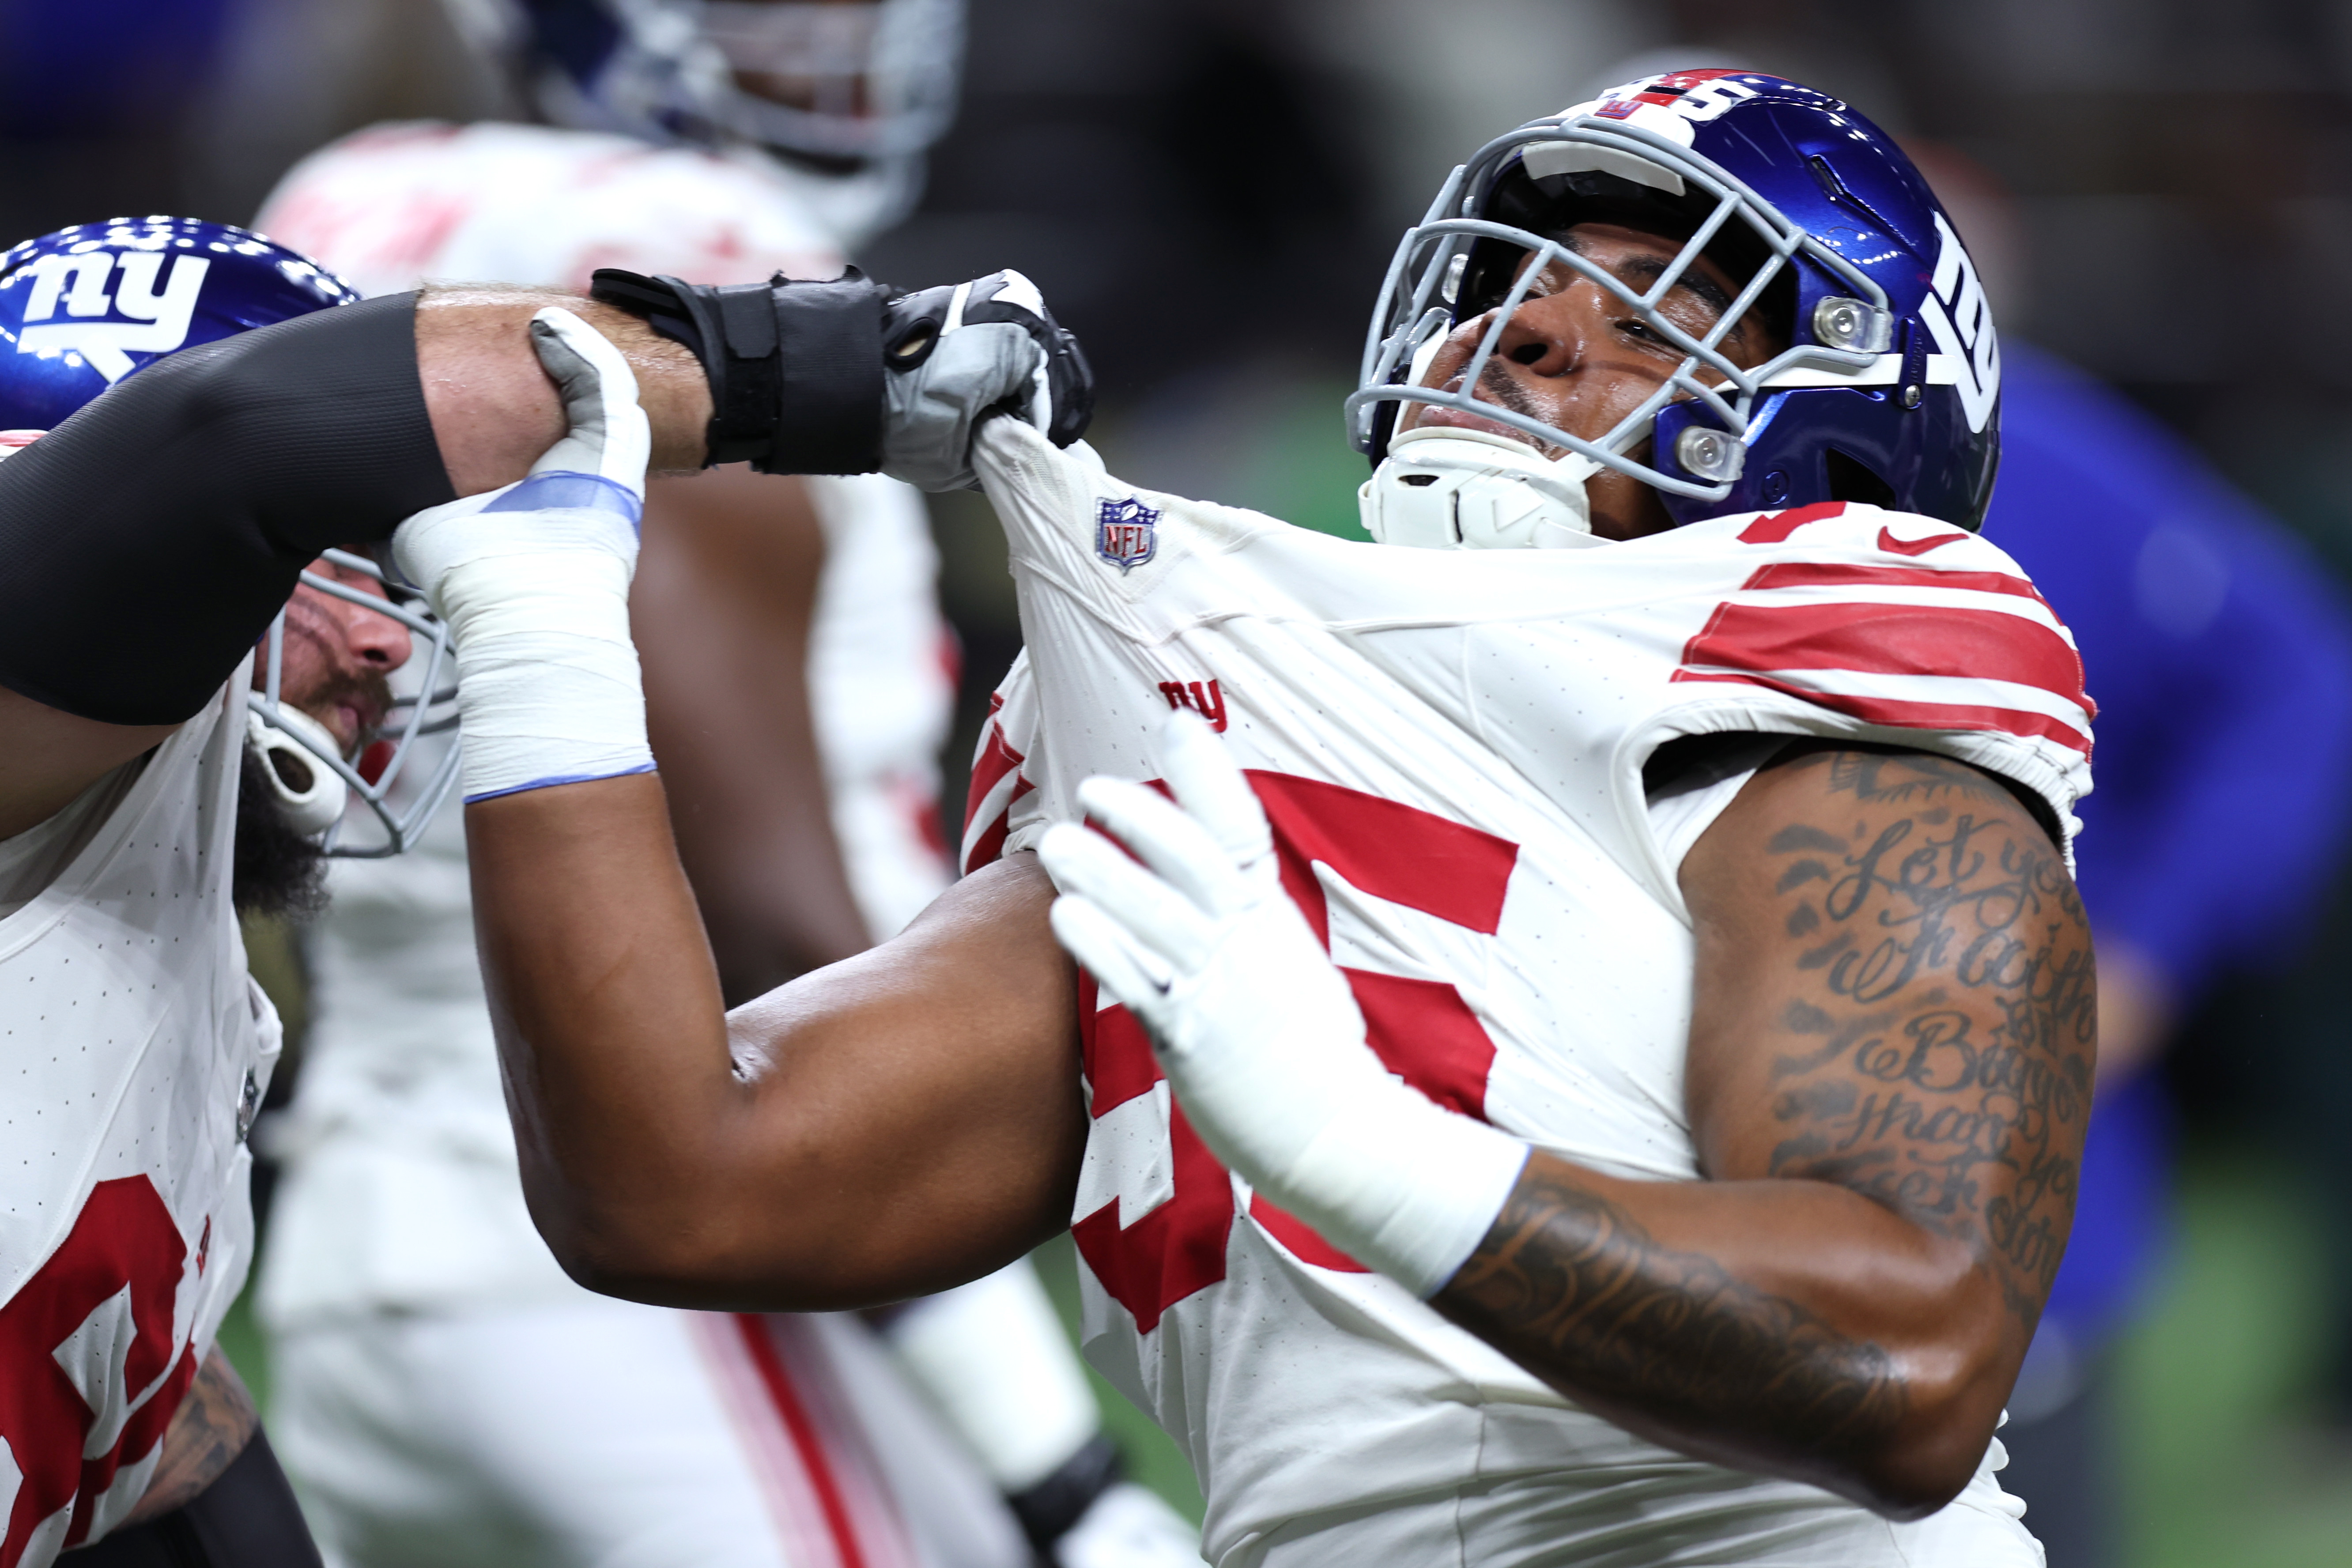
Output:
[246, 551, 461, 858]
[1348, 71, 2001, 550]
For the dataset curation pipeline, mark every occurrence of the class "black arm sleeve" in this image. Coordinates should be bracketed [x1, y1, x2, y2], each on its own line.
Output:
[0, 293, 455, 726]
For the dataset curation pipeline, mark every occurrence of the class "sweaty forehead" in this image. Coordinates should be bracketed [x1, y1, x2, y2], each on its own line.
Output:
[1548, 227, 1739, 318]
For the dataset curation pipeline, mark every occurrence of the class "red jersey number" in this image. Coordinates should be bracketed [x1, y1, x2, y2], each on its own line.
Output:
[0, 1177, 196, 1564]
[1070, 772, 1518, 1331]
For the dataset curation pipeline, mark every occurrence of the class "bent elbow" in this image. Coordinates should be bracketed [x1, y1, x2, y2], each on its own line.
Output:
[1840, 1373, 2011, 1522]
[525, 1191, 845, 1311]
[1848, 1465, 1973, 1524]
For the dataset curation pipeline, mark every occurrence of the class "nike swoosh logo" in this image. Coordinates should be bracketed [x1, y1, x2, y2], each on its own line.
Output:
[1878, 526, 1969, 556]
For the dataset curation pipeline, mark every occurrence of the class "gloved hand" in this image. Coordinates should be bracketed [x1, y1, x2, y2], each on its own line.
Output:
[393, 306, 653, 802]
[880, 270, 1093, 491]
[1038, 713, 1529, 1299]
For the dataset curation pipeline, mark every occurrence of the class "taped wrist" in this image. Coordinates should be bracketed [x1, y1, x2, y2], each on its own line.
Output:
[0, 294, 452, 725]
[1278, 1087, 1530, 1299]
[590, 267, 888, 476]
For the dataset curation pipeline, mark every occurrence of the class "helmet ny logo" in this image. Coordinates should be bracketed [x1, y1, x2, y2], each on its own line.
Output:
[15, 250, 211, 383]
[1918, 214, 1999, 435]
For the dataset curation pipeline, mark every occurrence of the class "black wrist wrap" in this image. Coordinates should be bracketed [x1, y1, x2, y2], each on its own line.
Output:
[0, 294, 453, 726]
[590, 267, 889, 475]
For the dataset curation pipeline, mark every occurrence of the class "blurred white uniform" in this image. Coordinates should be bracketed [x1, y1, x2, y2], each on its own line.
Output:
[0, 663, 281, 1567]
[962, 422, 2089, 1567]
[249, 123, 1113, 1568]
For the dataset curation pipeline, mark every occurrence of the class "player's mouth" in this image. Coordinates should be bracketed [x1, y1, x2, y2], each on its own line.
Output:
[1407, 360, 1576, 459]
[300, 681, 393, 756]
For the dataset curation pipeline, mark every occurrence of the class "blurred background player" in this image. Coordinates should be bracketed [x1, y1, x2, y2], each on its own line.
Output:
[242, 3, 1200, 1564]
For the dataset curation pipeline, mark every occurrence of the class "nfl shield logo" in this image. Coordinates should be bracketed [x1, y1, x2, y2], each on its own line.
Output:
[1095, 497, 1160, 573]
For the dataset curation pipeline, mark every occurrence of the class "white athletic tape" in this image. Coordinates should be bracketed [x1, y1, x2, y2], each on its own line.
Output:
[393, 308, 654, 803]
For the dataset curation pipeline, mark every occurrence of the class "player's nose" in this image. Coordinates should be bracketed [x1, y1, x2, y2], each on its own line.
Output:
[337, 588, 413, 672]
[1491, 292, 1589, 378]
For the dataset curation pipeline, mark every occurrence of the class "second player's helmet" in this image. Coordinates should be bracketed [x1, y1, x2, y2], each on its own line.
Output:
[472, 0, 966, 163]
[0, 218, 460, 857]
[1349, 71, 2000, 546]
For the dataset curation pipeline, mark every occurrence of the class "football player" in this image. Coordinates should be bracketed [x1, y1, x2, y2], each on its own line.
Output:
[0, 70, 2089, 1567]
[0, 219, 457, 1566]
[241, 3, 1192, 1564]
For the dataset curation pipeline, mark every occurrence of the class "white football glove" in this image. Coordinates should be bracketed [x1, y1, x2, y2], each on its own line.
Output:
[1038, 713, 1529, 1299]
[393, 306, 653, 802]
[879, 270, 1094, 492]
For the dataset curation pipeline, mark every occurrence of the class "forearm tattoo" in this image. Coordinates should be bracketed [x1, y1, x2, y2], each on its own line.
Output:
[128, 1350, 257, 1523]
[1439, 748, 2093, 1446]
[1758, 749, 2092, 1324]
[1450, 1160, 1908, 1455]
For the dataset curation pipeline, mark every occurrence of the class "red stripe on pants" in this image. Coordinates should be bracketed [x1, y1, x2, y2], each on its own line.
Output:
[734, 1315, 869, 1568]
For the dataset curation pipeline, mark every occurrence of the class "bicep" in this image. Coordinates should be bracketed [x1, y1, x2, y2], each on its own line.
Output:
[1679, 747, 2097, 1330]
[721, 853, 1087, 1304]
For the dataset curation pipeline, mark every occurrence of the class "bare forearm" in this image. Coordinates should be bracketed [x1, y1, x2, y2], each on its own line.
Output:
[467, 774, 751, 1294]
[469, 775, 1089, 1306]
[1436, 1152, 1999, 1516]
[415, 286, 714, 492]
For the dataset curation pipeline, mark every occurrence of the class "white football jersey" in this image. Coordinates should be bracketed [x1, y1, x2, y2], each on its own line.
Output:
[254, 121, 845, 298]
[962, 421, 2088, 1567]
[254, 125, 958, 1324]
[0, 669, 281, 1564]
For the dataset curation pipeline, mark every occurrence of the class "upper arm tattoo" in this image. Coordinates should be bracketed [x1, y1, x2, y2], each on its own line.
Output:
[1746, 748, 2095, 1326]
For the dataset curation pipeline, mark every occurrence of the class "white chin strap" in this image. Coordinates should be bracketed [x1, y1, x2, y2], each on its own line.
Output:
[246, 705, 351, 837]
[1357, 427, 1601, 551]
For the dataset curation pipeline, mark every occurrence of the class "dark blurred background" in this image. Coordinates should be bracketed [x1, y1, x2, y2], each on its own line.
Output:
[11, 1, 2352, 1561]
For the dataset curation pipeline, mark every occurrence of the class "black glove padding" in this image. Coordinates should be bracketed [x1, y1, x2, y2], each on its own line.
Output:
[878, 270, 1094, 491]
[590, 266, 890, 475]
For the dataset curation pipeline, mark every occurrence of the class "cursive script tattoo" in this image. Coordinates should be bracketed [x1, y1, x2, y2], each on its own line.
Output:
[1756, 748, 2093, 1324]
[1446, 1159, 1908, 1458]
[1433, 744, 2093, 1480]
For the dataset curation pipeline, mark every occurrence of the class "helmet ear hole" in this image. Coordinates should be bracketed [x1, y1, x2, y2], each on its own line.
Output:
[1823, 446, 1896, 510]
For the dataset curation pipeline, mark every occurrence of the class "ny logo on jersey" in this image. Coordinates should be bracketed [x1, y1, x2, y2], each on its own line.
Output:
[1155, 679, 1227, 733]
[1095, 497, 1159, 574]
[14, 250, 211, 384]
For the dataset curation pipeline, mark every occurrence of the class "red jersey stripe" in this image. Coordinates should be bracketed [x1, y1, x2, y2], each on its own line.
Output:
[1738, 560, 2051, 606]
[1672, 669, 2092, 756]
[962, 722, 1027, 835]
[1681, 601, 2088, 708]
[1736, 502, 1847, 543]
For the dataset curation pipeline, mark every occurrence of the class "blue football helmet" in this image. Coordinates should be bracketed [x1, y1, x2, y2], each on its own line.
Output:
[463, 0, 963, 159]
[1349, 70, 2000, 545]
[0, 217, 459, 856]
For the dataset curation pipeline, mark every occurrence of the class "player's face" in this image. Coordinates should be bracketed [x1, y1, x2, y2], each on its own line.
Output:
[1397, 223, 1782, 540]
[258, 555, 411, 754]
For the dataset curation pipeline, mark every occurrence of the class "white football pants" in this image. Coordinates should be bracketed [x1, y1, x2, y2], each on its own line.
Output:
[270, 1292, 1031, 1568]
